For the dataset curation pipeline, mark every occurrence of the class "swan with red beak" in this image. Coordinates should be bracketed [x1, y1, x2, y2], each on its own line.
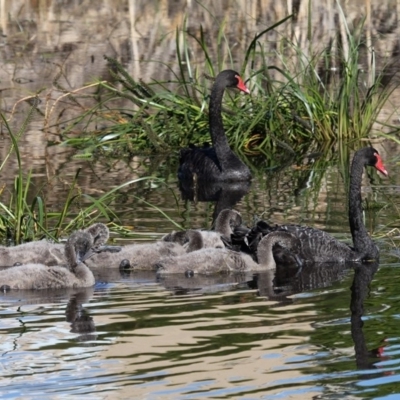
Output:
[178, 69, 252, 182]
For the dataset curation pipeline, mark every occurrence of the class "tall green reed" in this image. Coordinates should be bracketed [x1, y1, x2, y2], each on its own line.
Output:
[58, 9, 399, 162]
[0, 103, 183, 243]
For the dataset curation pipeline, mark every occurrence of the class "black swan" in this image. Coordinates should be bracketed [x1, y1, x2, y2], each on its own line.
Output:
[178, 69, 252, 182]
[85, 229, 225, 270]
[0, 231, 96, 290]
[155, 231, 302, 275]
[232, 147, 388, 263]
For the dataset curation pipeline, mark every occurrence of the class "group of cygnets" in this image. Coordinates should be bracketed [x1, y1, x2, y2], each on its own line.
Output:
[0, 209, 305, 290]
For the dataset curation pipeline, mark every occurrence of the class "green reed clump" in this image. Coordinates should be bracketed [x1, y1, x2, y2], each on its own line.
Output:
[0, 106, 183, 244]
[241, 9, 399, 154]
[0, 164, 181, 244]
[61, 55, 257, 158]
[59, 11, 399, 160]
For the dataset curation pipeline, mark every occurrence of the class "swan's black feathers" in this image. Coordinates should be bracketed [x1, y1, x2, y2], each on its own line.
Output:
[178, 69, 252, 183]
[179, 145, 223, 179]
[275, 225, 357, 263]
[232, 222, 360, 264]
[225, 147, 387, 265]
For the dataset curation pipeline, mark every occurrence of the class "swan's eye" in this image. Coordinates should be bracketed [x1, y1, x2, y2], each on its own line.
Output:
[216, 246, 223, 249]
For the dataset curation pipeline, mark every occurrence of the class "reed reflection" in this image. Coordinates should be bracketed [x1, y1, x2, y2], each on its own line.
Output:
[179, 179, 251, 224]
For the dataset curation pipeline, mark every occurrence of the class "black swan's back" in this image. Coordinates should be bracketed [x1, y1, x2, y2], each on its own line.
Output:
[178, 70, 252, 182]
[178, 144, 221, 179]
[229, 147, 388, 263]
[274, 224, 357, 263]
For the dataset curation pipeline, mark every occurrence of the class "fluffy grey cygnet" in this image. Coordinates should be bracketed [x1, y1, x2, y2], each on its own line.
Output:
[163, 229, 225, 252]
[0, 223, 115, 267]
[86, 240, 186, 270]
[155, 231, 302, 275]
[86, 229, 224, 270]
[0, 231, 96, 290]
[0, 239, 65, 267]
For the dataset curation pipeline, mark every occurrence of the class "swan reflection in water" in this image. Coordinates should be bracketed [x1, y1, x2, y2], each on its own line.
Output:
[248, 262, 353, 304]
[0, 286, 96, 344]
[179, 178, 252, 224]
[258, 260, 391, 377]
[350, 261, 388, 373]
[65, 288, 97, 342]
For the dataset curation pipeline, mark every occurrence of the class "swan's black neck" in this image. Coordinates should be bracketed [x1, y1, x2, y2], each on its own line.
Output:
[348, 151, 378, 260]
[209, 83, 230, 148]
[209, 84, 244, 170]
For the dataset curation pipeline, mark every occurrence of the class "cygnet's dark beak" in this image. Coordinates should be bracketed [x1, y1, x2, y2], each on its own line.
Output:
[80, 249, 95, 263]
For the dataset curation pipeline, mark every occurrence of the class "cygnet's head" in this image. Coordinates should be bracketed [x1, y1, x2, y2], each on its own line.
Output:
[85, 223, 109, 248]
[214, 209, 242, 237]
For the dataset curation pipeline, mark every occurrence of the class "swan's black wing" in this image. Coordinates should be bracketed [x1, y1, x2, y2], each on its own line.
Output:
[178, 144, 222, 181]
[272, 225, 359, 263]
[228, 223, 253, 253]
[231, 220, 275, 255]
[233, 220, 360, 264]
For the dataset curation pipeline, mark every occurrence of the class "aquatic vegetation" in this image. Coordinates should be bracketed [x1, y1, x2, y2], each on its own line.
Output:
[0, 106, 183, 244]
[56, 11, 399, 160]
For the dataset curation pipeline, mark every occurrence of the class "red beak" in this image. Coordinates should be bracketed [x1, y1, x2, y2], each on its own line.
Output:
[375, 154, 388, 176]
[235, 75, 250, 94]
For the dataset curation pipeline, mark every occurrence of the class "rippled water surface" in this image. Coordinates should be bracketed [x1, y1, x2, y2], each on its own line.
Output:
[1, 252, 400, 399]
